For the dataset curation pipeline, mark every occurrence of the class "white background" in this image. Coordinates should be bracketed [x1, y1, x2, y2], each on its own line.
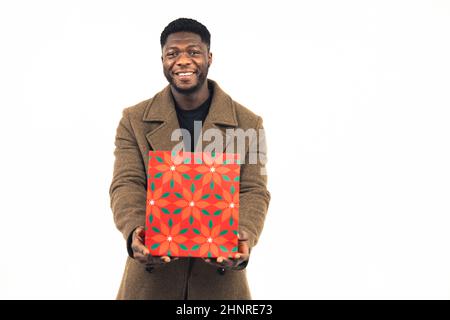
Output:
[1, 0, 449, 299]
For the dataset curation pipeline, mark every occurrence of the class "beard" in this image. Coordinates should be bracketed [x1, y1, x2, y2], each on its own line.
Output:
[164, 67, 209, 95]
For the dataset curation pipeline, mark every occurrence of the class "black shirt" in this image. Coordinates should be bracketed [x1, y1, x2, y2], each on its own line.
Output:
[173, 84, 213, 152]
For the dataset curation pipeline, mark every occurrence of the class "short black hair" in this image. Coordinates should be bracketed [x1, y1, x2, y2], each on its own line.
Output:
[160, 18, 211, 51]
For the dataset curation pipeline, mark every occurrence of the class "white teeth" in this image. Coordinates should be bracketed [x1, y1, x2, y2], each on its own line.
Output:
[178, 72, 193, 76]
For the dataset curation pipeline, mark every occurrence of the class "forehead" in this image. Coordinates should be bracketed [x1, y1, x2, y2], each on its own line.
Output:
[164, 32, 205, 49]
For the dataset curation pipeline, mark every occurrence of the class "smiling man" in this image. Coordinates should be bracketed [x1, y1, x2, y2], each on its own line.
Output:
[109, 18, 271, 300]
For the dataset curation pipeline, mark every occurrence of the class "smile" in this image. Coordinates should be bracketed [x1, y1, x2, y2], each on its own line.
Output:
[176, 72, 194, 76]
[174, 71, 197, 82]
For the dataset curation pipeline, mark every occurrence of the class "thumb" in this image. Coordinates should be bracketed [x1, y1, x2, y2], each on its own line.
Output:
[237, 230, 250, 255]
[136, 226, 145, 235]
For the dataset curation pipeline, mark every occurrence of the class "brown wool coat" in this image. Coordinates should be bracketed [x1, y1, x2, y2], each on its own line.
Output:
[109, 79, 270, 300]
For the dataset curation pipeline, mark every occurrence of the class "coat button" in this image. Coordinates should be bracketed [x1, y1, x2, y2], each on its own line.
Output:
[217, 267, 226, 275]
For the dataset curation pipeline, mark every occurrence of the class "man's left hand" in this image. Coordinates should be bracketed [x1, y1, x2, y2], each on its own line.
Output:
[203, 230, 250, 270]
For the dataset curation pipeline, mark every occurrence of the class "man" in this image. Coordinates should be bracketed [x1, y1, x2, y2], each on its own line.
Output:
[109, 18, 270, 299]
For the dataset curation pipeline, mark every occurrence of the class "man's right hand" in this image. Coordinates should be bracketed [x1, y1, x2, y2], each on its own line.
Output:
[131, 226, 177, 269]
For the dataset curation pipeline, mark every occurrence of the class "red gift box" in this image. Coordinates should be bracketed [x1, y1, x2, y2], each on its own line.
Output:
[145, 151, 240, 258]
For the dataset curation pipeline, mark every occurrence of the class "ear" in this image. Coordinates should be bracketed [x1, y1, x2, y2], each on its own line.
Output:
[208, 52, 213, 67]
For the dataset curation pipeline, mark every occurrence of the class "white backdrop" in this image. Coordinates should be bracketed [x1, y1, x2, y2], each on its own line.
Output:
[1, 0, 449, 299]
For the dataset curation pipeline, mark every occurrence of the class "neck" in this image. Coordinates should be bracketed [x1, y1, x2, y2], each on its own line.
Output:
[171, 81, 210, 111]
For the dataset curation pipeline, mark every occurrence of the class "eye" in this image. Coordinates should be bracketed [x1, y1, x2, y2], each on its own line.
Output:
[189, 51, 201, 56]
[167, 52, 177, 58]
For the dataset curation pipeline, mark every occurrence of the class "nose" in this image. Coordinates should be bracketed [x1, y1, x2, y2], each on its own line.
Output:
[175, 52, 192, 66]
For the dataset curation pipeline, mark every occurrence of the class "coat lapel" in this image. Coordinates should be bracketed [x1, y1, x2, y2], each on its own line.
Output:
[143, 85, 181, 152]
[143, 79, 238, 153]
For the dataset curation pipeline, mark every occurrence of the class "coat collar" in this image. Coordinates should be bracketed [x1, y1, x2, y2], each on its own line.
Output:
[143, 79, 238, 152]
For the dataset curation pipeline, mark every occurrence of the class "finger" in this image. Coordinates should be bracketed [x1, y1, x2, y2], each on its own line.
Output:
[161, 256, 171, 263]
[132, 231, 148, 255]
[203, 257, 230, 268]
[147, 255, 166, 266]
[132, 242, 149, 262]
[206, 256, 231, 269]
[137, 226, 146, 235]
[236, 251, 249, 258]
[133, 227, 145, 238]
[132, 242, 150, 256]
[216, 256, 233, 267]
[237, 240, 249, 255]
[134, 226, 146, 241]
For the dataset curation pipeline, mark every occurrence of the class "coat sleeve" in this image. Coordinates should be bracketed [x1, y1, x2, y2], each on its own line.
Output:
[109, 108, 147, 242]
[238, 116, 271, 249]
